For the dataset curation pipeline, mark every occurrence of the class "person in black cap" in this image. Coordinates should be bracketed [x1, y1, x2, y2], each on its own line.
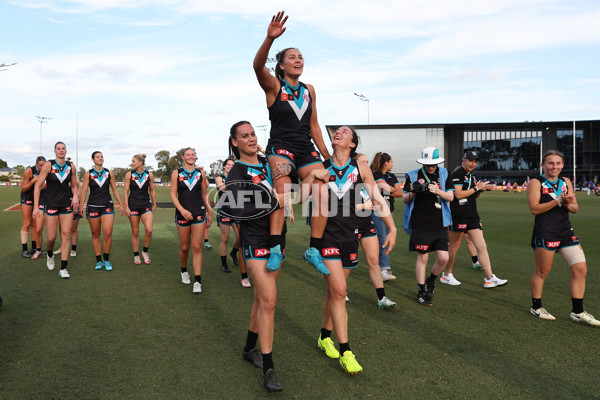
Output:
[441, 151, 508, 288]
[402, 146, 454, 306]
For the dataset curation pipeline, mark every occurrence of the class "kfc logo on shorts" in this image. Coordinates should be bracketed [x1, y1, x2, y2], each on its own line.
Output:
[543, 188, 550, 194]
[47, 209, 58, 215]
[276, 149, 294, 159]
[415, 244, 429, 251]
[89, 212, 99, 217]
[350, 253, 358, 261]
[458, 224, 467, 230]
[322, 247, 340, 256]
[546, 241, 560, 248]
[221, 217, 231, 223]
[177, 219, 187, 224]
[130, 210, 139, 216]
[348, 173, 357, 183]
[255, 248, 270, 257]
[25, 200, 33, 205]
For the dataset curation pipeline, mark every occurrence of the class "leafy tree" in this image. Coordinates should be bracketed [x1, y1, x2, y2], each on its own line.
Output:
[209, 159, 224, 178]
[78, 167, 86, 181]
[113, 167, 129, 182]
[154, 150, 171, 181]
[0, 175, 9, 182]
[0, 159, 8, 169]
[14, 165, 25, 177]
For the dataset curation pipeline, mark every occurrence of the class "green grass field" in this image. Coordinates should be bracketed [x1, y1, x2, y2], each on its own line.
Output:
[1, 186, 599, 399]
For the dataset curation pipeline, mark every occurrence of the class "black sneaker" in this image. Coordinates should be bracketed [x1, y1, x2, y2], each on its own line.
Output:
[263, 368, 283, 392]
[230, 251, 239, 267]
[424, 279, 435, 301]
[242, 348, 263, 368]
[22, 250, 32, 258]
[416, 291, 433, 307]
[222, 264, 231, 273]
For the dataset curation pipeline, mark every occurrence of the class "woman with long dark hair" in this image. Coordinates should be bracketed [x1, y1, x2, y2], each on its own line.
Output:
[253, 10, 330, 275]
[79, 151, 124, 271]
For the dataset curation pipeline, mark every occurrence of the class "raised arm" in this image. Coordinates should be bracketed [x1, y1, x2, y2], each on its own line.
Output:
[253, 11, 287, 102]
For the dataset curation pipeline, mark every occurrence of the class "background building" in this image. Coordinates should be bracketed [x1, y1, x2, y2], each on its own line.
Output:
[326, 120, 599, 186]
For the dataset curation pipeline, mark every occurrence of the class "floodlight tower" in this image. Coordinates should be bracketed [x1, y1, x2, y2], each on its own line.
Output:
[36, 116, 53, 155]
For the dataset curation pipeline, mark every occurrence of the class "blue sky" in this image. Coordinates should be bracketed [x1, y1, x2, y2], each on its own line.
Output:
[1, 0, 599, 171]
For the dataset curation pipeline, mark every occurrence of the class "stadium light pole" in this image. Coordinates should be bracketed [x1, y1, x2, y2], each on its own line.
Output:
[36, 116, 53, 156]
[354, 93, 370, 124]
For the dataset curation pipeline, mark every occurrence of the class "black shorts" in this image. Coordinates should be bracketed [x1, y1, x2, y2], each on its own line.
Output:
[87, 204, 115, 219]
[44, 205, 73, 216]
[217, 208, 239, 226]
[321, 239, 359, 269]
[409, 229, 449, 254]
[242, 234, 287, 262]
[175, 209, 206, 227]
[357, 217, 377, 239]
[21, 192, 33, 206]
[531, 235, 580, 251]
[266, 142, 322, 171]
[450, 217, 482, 232]
[129, 206, 152, 217]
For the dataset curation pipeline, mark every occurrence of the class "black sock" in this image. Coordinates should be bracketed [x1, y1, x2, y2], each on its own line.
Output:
[531, 298, 542, 310]
[221, 256, 227, 267]
[204, 239, 209, 243]
[339, 342, 351, 355]
[134, 251, 139, 256]
[572, 298, 584, 314]
[320, 328, 332, 340]
[32, 241, 37, 250]
[262, 352, 274, 373]
[96, 255, 102, 262]
[61, 260, 68, 270]
[427, 273, 438, 284]
[230, 247, 239, 257]
[22, 243, 28, 252]
[471, 256, 479, 263]
[241, 272, 248, 279]
[376, 288, 386, 300]
[195, 275, 201, 284]
[244, 330, 258, 353]
[310, 236, 323, 250]
[418, 283, 425, 293]
[103, 253, 109, 262]
[181, 266, 188, 273]
[71, 244, 77, 251]
[48, 250, 54, 258]
[143, 247, 149, 253]
[36, 248, 41, 252]
[269, 235, 282, 249]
